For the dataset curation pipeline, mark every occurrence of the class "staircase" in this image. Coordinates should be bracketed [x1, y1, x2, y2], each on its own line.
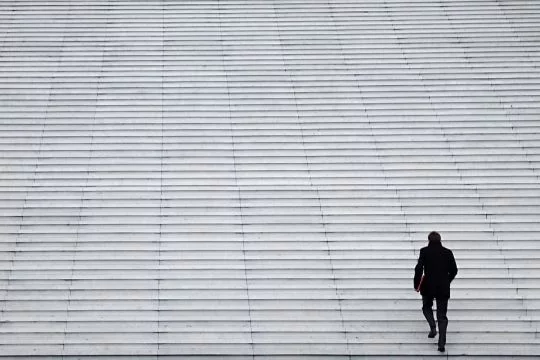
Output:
[1, 0, 540, 357]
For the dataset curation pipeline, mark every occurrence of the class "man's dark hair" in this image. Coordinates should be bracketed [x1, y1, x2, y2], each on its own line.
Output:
[428, 231, 441, 243]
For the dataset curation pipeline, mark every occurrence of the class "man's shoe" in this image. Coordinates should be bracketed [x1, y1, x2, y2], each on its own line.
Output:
[428, 329, 437, 338]
[438, 345, 445, 352]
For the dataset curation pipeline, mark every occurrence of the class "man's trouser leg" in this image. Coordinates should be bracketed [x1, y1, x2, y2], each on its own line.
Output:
[422, 296, 436, 331]
[436, 297, 449, 347]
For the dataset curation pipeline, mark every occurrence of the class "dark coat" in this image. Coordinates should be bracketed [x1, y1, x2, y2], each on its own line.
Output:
[414, 242, 458, 299]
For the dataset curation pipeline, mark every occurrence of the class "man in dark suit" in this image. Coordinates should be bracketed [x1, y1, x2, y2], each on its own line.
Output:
[414, 231, 458, 352]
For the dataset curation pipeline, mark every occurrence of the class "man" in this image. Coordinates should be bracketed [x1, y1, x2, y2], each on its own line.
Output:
[414, 231, 458, 352]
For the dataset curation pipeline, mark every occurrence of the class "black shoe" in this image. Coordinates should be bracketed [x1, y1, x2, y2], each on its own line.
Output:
[428, 329, 437, 338]
[438, 345, 445, 352]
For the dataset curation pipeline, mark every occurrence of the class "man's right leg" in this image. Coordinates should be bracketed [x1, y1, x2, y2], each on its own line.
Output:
[422, 296, 436, 337]
[436, 297, 449, 351]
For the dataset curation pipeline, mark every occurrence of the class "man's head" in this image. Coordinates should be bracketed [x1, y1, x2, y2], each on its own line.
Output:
[428, 231, 441, 243]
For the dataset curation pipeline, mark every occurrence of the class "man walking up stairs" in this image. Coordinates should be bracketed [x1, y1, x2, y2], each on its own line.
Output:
[414, 231, 458, 352]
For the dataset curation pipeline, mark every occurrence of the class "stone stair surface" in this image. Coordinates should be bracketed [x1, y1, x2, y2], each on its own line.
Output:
[0, 0, 539, 358]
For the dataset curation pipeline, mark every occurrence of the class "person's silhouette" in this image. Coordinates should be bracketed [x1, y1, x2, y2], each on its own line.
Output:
[414, 231, 458, 352]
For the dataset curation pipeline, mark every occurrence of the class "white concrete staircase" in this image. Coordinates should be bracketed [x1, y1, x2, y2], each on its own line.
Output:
[1, 0, 539, 358]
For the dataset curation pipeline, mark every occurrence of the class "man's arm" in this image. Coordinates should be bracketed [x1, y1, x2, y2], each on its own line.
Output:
[414, 249, 425, 290]
[448, 250, 458, 283]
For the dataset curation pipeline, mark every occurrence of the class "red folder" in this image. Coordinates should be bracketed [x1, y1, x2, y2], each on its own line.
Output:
[416, 275, 425, 292]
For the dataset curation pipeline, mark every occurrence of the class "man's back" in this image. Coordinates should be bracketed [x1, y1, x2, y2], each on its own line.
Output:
[414, 241, 458, 299]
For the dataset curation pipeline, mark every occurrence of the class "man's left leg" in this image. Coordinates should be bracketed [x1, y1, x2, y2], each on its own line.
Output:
[422, 296, 437, 338]
[436, 297, 449, 351]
